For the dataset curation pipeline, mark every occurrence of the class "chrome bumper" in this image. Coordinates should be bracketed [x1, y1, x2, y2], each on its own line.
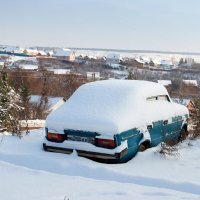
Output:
[43, 143, 128, 160]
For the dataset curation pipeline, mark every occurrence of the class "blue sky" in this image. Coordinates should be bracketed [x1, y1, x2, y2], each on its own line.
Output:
[0, 0, 200, 52]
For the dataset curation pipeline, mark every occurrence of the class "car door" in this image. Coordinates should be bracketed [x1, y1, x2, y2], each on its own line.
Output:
[163, 118, 175, 142]
[149, 120, 164, 147]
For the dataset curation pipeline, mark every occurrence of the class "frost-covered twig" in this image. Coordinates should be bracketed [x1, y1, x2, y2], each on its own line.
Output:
[157, 141, 180, 158]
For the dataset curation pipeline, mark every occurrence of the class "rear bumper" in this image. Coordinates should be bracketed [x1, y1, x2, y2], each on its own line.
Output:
[43, 143, 128, 160]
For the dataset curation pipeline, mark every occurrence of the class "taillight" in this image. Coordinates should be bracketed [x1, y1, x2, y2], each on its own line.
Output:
[95, 138, 116, 149]
[47, 132, 65, 143]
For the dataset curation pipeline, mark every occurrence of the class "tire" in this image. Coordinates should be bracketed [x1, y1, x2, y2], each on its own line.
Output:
[178, 128, 187, 142]
[138, 141, 150, 152]
[139, 144, 146, 152]
[43, 143, 47, 151]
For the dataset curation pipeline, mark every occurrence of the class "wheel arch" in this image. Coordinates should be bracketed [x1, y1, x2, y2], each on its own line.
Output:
[139, 140, 151, 151]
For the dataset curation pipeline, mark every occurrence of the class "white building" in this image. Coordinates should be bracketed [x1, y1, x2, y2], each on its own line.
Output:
[183, 80, 198, 87]
[157, 80, 172, 86]
[19, 64, 38, 70]
[87, 72, 100, 81]
[106, 53, 120, 65]
[53, 48, 76, 62]
[52, 69, 71, 75]
[186, 58, 195, 66]
[159, 60, 174, 70]
[24, 49, 40, 56]
[171, 56, 179, 66]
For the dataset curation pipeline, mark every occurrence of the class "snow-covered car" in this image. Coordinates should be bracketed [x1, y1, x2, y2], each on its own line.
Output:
[43, 80, 189, 163]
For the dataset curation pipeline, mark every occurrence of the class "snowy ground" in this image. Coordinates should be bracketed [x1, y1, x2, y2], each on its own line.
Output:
[0, 129, 200, 200]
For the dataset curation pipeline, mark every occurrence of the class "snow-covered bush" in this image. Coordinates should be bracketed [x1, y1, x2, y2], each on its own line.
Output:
[0, 69, 23, 135]
[158, 98, 200, 157]
[188, 99, 200, 139]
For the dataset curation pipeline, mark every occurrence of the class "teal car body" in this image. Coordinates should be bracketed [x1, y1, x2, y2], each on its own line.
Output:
[43, 80, 189, 163]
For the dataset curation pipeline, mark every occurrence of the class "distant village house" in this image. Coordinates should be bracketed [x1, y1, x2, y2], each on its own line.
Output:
[106, 53, 120, 65]
[183, 80, 198, 87]
[24, 49, 47, 57]
[157, 80, 172, 87]
[87, 72, 100, 81]
[52, 69, 71, 75]
[53, 48, 76, 62]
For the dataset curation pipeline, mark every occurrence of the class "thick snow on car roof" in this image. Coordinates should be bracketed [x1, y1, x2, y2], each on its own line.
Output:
[46, 80, 188, 136]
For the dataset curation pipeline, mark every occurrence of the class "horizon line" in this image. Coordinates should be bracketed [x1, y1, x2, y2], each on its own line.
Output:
[1, 44, 200, 56]
[69, 47, 200, 56]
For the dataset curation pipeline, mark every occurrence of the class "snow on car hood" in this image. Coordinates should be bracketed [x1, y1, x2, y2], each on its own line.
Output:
[46, 80, 189, 136]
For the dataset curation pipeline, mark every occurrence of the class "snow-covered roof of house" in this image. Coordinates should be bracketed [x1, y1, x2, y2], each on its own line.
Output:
[25, 49, 39, 55]
[106, 53, 120, 60]
[135, 57, 144, 64]
[183, 80, 198, 86]
[140, 56, 150, 63]
[19, 64, 38, 70]
[46, 80, 188, 136]
[54, 48, 72, 57]
[152, 59, 161, 65]
[157, 80, 172, 86]
[53, 69, 71, 75]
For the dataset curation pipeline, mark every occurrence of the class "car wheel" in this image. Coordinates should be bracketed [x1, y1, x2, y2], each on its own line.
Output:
[178, 128, 187, 142]
[138, 141, 150, 152]
[43, 143, 47, 151]
[139, 144, 146, 152]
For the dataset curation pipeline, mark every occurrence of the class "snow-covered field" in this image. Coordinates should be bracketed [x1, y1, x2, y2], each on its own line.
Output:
[0, 129, 200, 200]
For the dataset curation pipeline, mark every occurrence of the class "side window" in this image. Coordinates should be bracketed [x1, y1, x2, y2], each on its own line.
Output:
[146, 96, 157, 101]
[147, 95, 170, 102]
[157, 95, 170, 102]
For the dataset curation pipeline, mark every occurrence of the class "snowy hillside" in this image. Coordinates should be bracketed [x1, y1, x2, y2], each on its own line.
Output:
[0, 129, 200, 200]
